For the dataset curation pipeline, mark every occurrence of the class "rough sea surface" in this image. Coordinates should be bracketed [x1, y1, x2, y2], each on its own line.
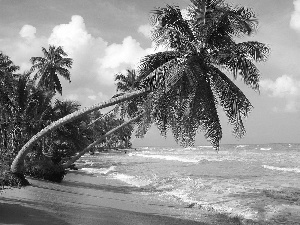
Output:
[77, 143, 300, 224]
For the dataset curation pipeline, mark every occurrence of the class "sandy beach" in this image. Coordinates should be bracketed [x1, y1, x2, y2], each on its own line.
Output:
[0, 172, 212, 225]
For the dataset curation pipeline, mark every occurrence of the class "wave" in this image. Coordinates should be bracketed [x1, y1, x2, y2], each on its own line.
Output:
[260, 147, 272, 151]
[236, 145, 248, 148]
[134, 153, 199, 163]
[80, 166, 116, 175]
[110, 173, 152, 187]
[263, 165, 300, 173]
[163, 189, 256, 220]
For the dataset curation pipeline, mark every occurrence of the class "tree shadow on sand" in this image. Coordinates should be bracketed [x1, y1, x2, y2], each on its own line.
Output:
[0, 200, 70, 225]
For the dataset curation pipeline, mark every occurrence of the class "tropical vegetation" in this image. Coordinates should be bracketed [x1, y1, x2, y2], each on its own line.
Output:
[1, 0, 269, 185]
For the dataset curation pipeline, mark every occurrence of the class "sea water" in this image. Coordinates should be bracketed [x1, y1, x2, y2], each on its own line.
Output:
[76, 144, 300, 224]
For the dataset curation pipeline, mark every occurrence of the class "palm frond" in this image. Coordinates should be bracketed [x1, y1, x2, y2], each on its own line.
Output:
[151, 4, 195, 49]
[138, 51, 181, 79]
[209, 66, 252, 138]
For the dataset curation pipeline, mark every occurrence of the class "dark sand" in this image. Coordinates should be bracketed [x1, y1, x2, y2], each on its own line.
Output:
[0, 172, 211, 225]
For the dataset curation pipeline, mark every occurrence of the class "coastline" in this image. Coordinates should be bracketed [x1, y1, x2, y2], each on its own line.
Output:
[0, 171, 259, 225]
[0, 172, 209, 225]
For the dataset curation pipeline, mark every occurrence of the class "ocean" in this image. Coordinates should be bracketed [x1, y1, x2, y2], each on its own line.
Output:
[76, 143, 300, 224]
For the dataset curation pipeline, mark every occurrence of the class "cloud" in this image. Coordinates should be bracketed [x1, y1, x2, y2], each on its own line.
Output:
[0, 15, 162, 107]
[260, 75, 300, 112]
[19, 25, 36, 40]
[0, 24, 47, 71]
[290, 0, 300, 32]
[46, 15, 157, 106]
[138, 24, 152, 39]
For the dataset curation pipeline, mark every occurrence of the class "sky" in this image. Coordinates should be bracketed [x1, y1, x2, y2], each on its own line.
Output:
[0, 0, 300, 147]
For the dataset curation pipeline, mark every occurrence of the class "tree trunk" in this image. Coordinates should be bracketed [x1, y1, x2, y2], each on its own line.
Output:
[62, 114, 143, 169]
[10, 90, 147, 174]
[87, 107, 115, 126]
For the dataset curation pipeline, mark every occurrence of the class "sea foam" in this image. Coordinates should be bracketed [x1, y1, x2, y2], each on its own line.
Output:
[135, 153, 199, 163]
[80, 166, 116, 175]
[110, 173, 152, 187]
[263, 165, 300, 173]
[260, 147, 272, 151]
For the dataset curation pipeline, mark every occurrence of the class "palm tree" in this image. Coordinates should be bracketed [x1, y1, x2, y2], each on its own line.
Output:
[114, 69, 144, 118]
[135, 0, 269, 148]
[30, 45, 73, 95]
[0, 52, 19, 147]
[43, 99, 91, 164]
[11, 0, 269, 176]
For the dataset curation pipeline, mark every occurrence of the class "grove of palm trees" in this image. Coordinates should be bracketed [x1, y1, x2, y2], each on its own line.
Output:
[2, 0, 269, 187]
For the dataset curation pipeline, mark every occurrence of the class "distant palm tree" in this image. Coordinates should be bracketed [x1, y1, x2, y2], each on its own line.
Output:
[114, 69, 144, 118]
[30, 45, 73, 95]
[11, 0, 269, 175]
[0, 52, 19, 153]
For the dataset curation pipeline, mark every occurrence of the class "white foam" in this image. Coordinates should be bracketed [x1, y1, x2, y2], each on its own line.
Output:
[135, 154, 199, 163]
[164, 189, 195, 204]
[80, 166, 115, 175]
[236, 145, 248, 148]
[260, 147, 272, 151]
[263, 165, 300, 173]
[111, 173, 152, 187]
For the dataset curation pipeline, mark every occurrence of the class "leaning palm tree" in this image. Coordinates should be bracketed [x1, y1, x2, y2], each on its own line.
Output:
[63, 70, 143, 169]
[135, 0, 269, 148]
[11, 0, 269, 177]
[30, 45, 73, 95]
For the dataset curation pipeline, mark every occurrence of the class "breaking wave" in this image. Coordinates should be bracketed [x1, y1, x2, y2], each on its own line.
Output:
[80, 166, 116, 175]
[263, 165, 300, 173]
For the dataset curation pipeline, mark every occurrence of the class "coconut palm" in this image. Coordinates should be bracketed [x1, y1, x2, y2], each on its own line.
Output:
[135, 0, 269, 148]
[43, 99, 91, 164]
[30, 45, 73, 95]
[114, 69, 145, 118]
[0, 53, 19, 156]
[63, 71, 143, 169]
[11, 0, 269, 176]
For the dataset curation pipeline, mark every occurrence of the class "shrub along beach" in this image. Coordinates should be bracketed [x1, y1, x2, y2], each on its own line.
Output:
[3, 0, 299, 224]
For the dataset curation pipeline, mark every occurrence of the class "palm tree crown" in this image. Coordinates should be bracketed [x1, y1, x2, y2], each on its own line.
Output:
[137, 0, 269, 149]
[30, 45, 73, 95]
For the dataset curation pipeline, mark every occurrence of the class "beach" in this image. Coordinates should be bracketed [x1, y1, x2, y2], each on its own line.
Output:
[1, 144, 300, 224]
[1, 174, 231, 225]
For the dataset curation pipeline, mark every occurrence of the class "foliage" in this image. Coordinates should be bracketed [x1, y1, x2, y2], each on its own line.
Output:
[136, 0, 269, 149]
[30, 45, 73, 95]
[89, 111, 134, 150]
[6, 0, 269, 182]
[24, 157, 66, 183]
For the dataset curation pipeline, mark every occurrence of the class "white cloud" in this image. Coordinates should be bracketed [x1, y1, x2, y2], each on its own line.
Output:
[100, 36, 146, 69]
[64, 94, 79, 101]
[47, 15, 152, 105]
[181, 8, 190, 20]
[0, 15, 162, 107]
[88, 95, 97, 100]
[138, 24, 152, 39]
[19, 25, 36, 40]
[0, 24, 47, 71]
[290, 0, 300, 32]
[260, 75, 300, 112]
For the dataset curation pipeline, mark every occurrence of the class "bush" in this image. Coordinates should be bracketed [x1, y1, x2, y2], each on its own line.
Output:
[0, 157, 29, 187]
[25, 159, 67, 183]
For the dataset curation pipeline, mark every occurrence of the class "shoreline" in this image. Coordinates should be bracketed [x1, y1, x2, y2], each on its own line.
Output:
[0, 173, 209, 225]
[0, 172, 259, 225]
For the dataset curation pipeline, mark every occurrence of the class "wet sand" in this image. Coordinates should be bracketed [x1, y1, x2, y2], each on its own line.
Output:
[0, 172, 209, 225]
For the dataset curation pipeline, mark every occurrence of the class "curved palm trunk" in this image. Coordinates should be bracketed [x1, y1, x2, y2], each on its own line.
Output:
[87, 107, 115, 127]
[62, 113, 143, 169]
[10, 90, 147, 174]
